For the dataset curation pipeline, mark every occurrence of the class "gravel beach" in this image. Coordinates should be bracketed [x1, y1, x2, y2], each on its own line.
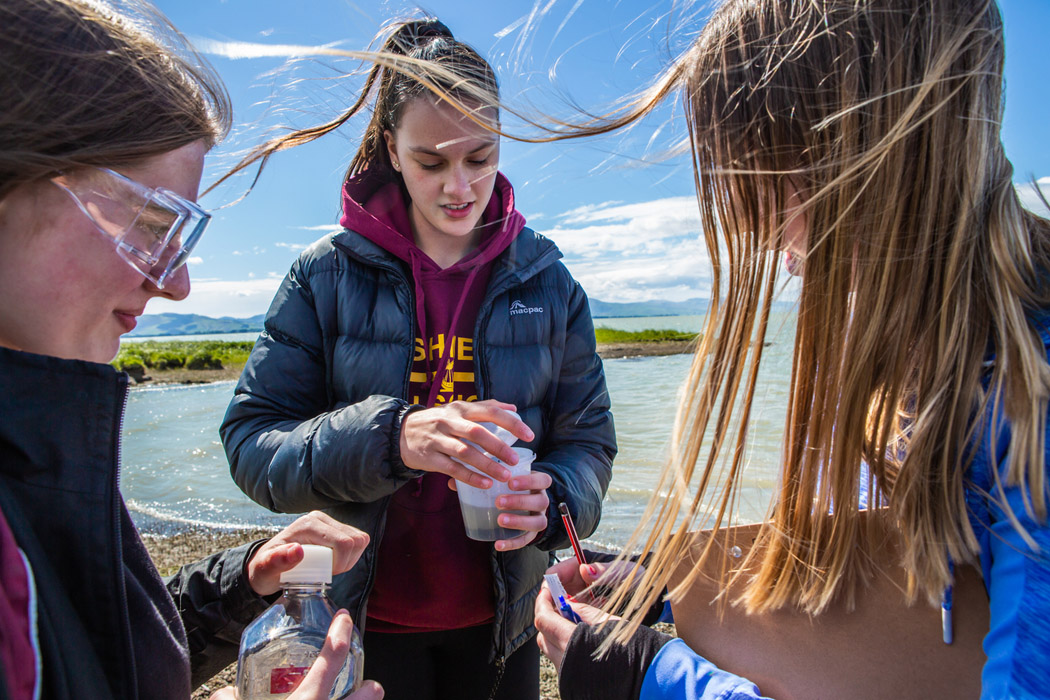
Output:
[144, 529, 676, 698]
[143, 529, 567, 699]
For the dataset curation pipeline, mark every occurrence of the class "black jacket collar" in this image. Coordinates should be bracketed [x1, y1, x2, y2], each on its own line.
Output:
[0, 345, 127, 491]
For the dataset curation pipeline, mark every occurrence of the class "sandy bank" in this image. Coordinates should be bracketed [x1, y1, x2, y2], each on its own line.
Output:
[596, 338, 695, 360]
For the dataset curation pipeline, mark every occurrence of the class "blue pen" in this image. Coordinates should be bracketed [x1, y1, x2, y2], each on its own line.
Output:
[545, 573, 582, 623]
[557, 593, 583, 623]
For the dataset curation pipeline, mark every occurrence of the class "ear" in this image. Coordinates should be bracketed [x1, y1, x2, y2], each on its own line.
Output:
[383, 129, 399, 170]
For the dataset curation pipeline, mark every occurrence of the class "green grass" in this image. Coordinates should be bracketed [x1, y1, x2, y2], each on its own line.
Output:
[112, 330, 693, 373]
[112, 340, 255, 372]
[593, 328, 697, 343]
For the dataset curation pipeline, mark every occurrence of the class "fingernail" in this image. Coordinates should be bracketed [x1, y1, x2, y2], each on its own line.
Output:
[588, 565, 599, 577]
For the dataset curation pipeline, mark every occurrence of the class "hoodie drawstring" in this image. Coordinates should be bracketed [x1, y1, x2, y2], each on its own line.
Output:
[425, 264, 482, 407]
[408, 247, 430, 382]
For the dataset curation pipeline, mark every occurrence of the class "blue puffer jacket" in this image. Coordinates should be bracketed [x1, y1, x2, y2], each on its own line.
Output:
[221, 225, 616, 663]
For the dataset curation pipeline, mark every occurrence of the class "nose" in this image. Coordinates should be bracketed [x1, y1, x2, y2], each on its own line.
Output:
[444, 164, 471, 199]
[154, 264, 191, 301]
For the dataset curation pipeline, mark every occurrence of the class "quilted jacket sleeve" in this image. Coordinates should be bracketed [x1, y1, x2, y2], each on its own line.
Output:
[166, 540, 272, 688]
[220, 257, 423, 514]
[530, 276, 616, 550]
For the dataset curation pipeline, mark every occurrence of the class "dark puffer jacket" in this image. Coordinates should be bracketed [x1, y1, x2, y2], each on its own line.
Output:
[0, 346, 270, 698]
[221, 226, 616, 663]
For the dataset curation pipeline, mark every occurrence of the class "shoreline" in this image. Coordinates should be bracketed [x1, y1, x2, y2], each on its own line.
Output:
[128, 339, 696, 386]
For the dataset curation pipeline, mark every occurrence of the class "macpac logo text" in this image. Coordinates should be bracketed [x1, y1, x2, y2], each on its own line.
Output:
[509, 299, 543, 315]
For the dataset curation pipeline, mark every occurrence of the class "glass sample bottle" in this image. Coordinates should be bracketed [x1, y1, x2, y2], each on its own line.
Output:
[236, 544, 364, 699]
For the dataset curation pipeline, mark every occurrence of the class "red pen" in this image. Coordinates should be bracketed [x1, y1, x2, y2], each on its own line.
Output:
[558, 502, 587, 565]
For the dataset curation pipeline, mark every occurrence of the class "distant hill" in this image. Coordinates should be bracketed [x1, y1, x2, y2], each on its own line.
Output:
[589, 298, 708, 318]
[128, 313, 266, 337]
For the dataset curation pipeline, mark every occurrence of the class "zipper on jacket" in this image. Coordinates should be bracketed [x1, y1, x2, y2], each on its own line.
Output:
[337, 231, 553, 659]
[112, 375, 139, 699]
[494, 550, 509, 664]
[355, 494, 392, 631]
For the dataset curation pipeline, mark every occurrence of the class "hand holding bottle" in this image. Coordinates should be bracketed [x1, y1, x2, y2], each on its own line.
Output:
[207, 611, 384, 700]
[237, 546, 368, 699]
[246, 511, 370, 596]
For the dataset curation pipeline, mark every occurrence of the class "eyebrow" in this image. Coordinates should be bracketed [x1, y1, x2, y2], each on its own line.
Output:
[409, 141, 497, 157]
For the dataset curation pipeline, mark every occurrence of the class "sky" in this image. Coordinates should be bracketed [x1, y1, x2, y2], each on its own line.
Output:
[147, 0, 1050, 319]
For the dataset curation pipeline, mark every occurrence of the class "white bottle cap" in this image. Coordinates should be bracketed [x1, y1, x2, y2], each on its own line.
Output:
[280, 544, 333, 584]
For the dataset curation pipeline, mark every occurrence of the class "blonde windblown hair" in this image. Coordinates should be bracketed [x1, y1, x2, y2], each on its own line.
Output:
[589, 0, 1050, 643]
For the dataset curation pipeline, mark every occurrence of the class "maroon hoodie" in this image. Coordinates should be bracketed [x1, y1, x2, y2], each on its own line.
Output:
[339, 170, 526, 632]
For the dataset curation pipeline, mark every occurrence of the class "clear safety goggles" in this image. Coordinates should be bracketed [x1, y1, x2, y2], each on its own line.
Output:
[51, 167, 211, 288]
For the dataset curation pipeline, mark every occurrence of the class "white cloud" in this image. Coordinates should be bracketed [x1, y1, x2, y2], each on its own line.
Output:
[1017, 178, 1050, 216]
[230, 246, 267, 256]
[298, 224, 343, 233]
[186, 256, 204, 266]
[558, 197, 697, 226]
[145, 278, 283, 318]
[275, 242, 310, 252]
[190, 37, 344, 60]
[546, 195, 711, 302]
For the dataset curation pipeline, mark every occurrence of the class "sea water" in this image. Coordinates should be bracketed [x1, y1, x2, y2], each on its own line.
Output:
[120, 313, 797, 549]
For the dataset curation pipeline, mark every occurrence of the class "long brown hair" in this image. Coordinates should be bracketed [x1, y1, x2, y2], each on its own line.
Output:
[0, 0, 230, 200]
[572, 0, 1050, 641]
[212, 18, 500, 193]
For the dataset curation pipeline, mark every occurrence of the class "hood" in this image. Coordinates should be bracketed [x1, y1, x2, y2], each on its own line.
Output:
[338, 169, 526, 273]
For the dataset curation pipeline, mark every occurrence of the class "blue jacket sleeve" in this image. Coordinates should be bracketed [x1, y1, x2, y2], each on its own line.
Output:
[640, 640, 770, 700]
[970, 422, 1050, 699]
